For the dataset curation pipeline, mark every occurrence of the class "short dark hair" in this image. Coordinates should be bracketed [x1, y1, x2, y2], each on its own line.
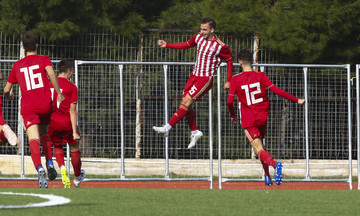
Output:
[201, 17, 216, 30]
[58, 59, 74, 73]
[238, 49, 253, 64]
[22, 31, 38, 52]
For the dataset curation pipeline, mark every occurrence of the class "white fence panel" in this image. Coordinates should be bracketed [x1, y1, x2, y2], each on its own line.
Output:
[219, 63, 353, 190]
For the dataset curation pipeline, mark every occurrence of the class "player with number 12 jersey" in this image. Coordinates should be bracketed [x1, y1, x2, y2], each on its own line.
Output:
[228, 71, 298, 128]
[49, 76, 78, 133]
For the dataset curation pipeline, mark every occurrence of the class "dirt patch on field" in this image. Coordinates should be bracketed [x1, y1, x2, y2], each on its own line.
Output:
[0, 180, 356, 190]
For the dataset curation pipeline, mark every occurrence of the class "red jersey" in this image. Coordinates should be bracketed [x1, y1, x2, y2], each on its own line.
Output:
[166, 33, 233, 80]
[228, 71, 299, 128]
[7, 55, 52, 115]
[49, 77, 78, 131]
[228, 71, 273, 128]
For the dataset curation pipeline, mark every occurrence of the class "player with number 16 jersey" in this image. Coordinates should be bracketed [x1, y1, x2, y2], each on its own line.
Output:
[4, 31, 64, 188]
[7, 55, 52, 126]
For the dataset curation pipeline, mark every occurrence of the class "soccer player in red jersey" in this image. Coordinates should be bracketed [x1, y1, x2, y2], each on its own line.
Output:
[227, 49, 305, 186]
[48, 59, 85, 188]
[0, 72, 18, 146]
[4, 31, 65, 188]
[153, 17, 233, 149]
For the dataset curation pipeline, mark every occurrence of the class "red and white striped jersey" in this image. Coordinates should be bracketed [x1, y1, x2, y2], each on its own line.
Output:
[188, 33, 232, 77]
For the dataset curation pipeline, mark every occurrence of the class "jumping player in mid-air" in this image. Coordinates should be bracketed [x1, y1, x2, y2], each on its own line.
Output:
[153, 17, 233, 149]
[227, 49, 305, 186]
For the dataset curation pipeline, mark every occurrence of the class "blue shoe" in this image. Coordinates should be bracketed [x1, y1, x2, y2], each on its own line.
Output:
[265, 175, 273, 186]
[37, 167, 48, 188]
[46, 160, 57, 181]
[274, 162, 283, 185]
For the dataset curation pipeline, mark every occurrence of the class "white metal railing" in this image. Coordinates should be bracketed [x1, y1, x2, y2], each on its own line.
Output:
[218, 63, 353, 190]
[0, 59, 357, 190]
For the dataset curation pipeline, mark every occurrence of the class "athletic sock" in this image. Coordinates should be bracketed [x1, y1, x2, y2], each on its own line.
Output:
[258, 150, 276, 168]
[54, 145, 65, 168]
[71, 150, 82, 177]
[40, 134, 53, 161]
[168, 104, 188, 127]
[191, 130, 198, 135]
[29, 139, 42, 170]
[261, 161, 270, 176]
[185, 108, 197, 131]
[165, 124, 172, 131]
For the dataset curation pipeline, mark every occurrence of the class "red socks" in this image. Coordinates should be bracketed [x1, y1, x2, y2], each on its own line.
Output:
[55, 145, 82, 177]
[185, 108, 197, 131]
[29, 139, 42, 170]
[169, 104, 188, 127]
[71, 150, 82, 177]
[40, 134, 53, 161]
[258, 150, 276, 168]
[261, 161, 270, 176]
[169, 104, 198, 131]
[54, 145, 65, 168]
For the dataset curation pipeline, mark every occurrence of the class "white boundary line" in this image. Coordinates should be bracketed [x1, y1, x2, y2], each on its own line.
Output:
[0, 192, 71, 209]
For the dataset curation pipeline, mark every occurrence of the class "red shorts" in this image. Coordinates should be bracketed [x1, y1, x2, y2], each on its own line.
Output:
[244, 126, 266, 143]
[182, 74, 213, 101]
[22, 111, 52, 130]
[48, 129, 77, 146]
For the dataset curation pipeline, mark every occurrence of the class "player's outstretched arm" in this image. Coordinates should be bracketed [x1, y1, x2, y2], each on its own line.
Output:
[269, 85, 298, 103]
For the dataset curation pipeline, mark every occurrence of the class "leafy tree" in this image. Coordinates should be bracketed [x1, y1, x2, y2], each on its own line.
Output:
[158, 0, 360, 64]
[156, 0, 203, 29]
[259, 0, 360, 63]
[0, 0, 173, 40]
[201, 0, 271, 36]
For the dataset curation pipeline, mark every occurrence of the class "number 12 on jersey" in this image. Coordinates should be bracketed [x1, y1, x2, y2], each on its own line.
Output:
[241, 82, 263, 106]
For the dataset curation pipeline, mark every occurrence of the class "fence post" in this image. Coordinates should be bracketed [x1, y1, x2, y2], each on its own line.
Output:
[209, 89, 213, 189]
[356, 64, 360, 190]
[119, 65, 125, 179]
[163, 65, 170, 179]
[347, 64, 352, 190]
[217, 67, 222, 189]
[303, 67, 310, 180]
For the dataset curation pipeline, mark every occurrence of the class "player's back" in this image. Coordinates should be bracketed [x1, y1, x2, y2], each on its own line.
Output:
[230, 71, 273, 127]
[8, 55, 52, 114]
[50, 77, 78, 130]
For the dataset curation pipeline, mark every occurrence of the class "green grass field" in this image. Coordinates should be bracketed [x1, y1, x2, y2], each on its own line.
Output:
[1, 188, 360, 216]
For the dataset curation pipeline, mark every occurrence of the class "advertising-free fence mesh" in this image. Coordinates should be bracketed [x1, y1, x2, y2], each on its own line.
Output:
[219, 63, 354, 190]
